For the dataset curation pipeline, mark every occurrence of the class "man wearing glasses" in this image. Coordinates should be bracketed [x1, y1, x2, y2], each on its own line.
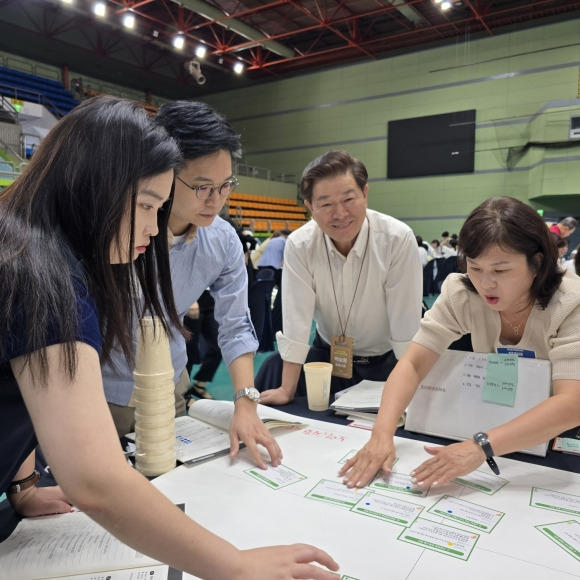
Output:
[256, 150, 422, 405]
[102, 100, 282, 469]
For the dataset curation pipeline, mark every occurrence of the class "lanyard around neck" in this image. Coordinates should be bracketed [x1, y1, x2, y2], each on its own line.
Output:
[323, 218, 370, 339]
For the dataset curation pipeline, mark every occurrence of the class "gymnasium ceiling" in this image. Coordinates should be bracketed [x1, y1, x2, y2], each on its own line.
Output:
[0, 0, 579, 100]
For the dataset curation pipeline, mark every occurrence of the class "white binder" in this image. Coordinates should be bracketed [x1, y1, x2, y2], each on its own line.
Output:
[405, 350, 552, 456]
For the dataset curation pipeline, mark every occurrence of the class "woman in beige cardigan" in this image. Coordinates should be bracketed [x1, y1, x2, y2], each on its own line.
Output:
[340, 196, 580, 490]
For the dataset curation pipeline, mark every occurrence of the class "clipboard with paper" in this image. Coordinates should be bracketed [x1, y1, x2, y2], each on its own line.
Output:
[405, 350, 552, 456]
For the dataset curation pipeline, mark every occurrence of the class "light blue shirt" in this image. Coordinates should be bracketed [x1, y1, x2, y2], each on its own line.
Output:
[259, 236, 286, 269]
[102, 217, 258, 406]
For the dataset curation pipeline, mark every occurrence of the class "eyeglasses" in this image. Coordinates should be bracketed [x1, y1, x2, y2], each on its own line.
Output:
[176, 176, 239, 200]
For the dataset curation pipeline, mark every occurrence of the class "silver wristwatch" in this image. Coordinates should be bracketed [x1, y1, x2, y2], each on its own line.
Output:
[233, 387, 261, 403]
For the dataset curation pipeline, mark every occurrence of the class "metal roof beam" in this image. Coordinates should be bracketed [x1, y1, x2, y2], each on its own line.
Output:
[170, 0, 295, 58]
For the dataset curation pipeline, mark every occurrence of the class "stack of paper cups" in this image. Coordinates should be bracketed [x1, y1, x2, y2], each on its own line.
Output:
[133, 316, 176, 477]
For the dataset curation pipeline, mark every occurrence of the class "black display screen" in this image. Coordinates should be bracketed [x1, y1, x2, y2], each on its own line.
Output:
[387, 110, 476, 178]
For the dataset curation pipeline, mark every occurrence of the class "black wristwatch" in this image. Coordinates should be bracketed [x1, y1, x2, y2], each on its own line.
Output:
[473, 432, 500, 475]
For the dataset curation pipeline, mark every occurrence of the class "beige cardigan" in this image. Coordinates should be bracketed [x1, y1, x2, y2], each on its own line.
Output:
[414, 272, 580, 381]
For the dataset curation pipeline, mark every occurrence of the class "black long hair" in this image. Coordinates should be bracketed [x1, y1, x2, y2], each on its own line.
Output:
[0, 96, 184, 382]
[155, 100, 242, 161]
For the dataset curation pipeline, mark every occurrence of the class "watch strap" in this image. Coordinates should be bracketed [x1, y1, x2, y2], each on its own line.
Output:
[473, 432, 500, 476]
[233, 387, 260, 403]
[485, 456, 500, 476]
[6, 470, 40, 494]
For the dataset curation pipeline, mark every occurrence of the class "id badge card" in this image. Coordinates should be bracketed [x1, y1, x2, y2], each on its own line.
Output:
[330, 335, 353, 379]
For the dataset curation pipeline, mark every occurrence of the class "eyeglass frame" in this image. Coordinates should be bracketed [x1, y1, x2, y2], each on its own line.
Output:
[175, 175, 239, 200]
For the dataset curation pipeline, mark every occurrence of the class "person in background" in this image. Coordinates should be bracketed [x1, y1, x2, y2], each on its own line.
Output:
[256, 150, 422, 404]
[555, 236, 569, 269]
[183, 290, 221, 400]
[430, 239, 443, 257]
[242, 228, 260, 250]
[564, 243, 580, 275]
[441, 238, 458, 257]
[340, 196, 580, 490]
[549, 216, 578, 238]
[258, 229, 291, 271]
[416, 235, 429, 267]
[251, 230, 281, 268]
[1, 96, 341, 578]
[236, 225, 258, 286]
[102, 100, 281, 470]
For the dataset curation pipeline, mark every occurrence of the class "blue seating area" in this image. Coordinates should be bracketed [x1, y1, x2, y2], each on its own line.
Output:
[0, 66, 79, 117]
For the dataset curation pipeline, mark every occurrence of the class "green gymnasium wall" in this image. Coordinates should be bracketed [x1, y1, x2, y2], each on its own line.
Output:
[205, 19, 580, 242]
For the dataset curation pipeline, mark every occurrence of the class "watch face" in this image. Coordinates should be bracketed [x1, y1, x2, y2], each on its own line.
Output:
[473, 432, 488, 445]
[248, 388, 261, 402]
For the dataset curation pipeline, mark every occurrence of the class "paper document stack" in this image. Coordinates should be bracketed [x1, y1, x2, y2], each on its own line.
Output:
[127, 400, 308, 465]
[330, 380, 406, 430]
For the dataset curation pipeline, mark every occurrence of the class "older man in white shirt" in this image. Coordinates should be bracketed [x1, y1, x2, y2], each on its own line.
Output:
[257, 150, 422, 404]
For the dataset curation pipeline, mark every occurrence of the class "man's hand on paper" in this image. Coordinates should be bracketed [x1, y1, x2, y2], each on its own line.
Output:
[8, 484, 72, 517]
[238, 544, 340, 579]
[229, 400, 283, 469]
[259, 386, 294, 406]
[339, 431, 396, 488]
[410, 440, 486, 489]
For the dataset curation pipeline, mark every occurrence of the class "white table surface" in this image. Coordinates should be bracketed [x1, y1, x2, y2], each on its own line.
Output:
[152, 415, 580, 580]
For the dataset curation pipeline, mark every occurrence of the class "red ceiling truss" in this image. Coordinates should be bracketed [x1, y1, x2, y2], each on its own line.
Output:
[0, 0, 578, 97]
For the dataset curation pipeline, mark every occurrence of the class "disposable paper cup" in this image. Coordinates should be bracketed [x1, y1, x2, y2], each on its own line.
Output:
[303, 362, 333, 411]
[135, 421, 175, 439]
[134, 317, 173, 375]
[135, 460, 176, 477]
[134, 409, 175, 426]
[132, 389, 175, 405]
[135, 446, 176, 461]
[133, 372, 175, 385]
[135, 452, 176, 476]
[133, 400, 175, 416]
[135, 439, 176, 455]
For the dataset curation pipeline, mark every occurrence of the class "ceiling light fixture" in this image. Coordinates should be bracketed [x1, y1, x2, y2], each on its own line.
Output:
[441, 1, 452, 9]
[93, 2, 106, 17]
[195, 45, 207, 59]
[233, 61, 244, 74]
[123, 13, 135, 29]
[173, 34, 185, 50]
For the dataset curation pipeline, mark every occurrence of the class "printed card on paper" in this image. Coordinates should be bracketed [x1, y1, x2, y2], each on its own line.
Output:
[397, 520, 479, 561]
[530, 487, 580, 516]
[452, 470, 509, 495]
[244, 464, 307, 490]
[535, 520, 580, 562]
[351, 491, 424, 527]
[428, 495, 504, 533]
[370, 472, 429, 497]
[305, 479, 365, 508]
[338, 449, 359, 464]
[553, 437, 580, 455]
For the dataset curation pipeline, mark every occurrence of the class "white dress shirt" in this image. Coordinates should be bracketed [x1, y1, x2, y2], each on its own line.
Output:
[277, 209, 422, 364]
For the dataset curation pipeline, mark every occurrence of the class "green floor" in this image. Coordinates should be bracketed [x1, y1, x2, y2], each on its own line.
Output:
[192, 349, 274, 401]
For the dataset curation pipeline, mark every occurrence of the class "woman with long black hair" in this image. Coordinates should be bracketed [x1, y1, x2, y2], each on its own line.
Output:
[0, 96, 338, 579]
